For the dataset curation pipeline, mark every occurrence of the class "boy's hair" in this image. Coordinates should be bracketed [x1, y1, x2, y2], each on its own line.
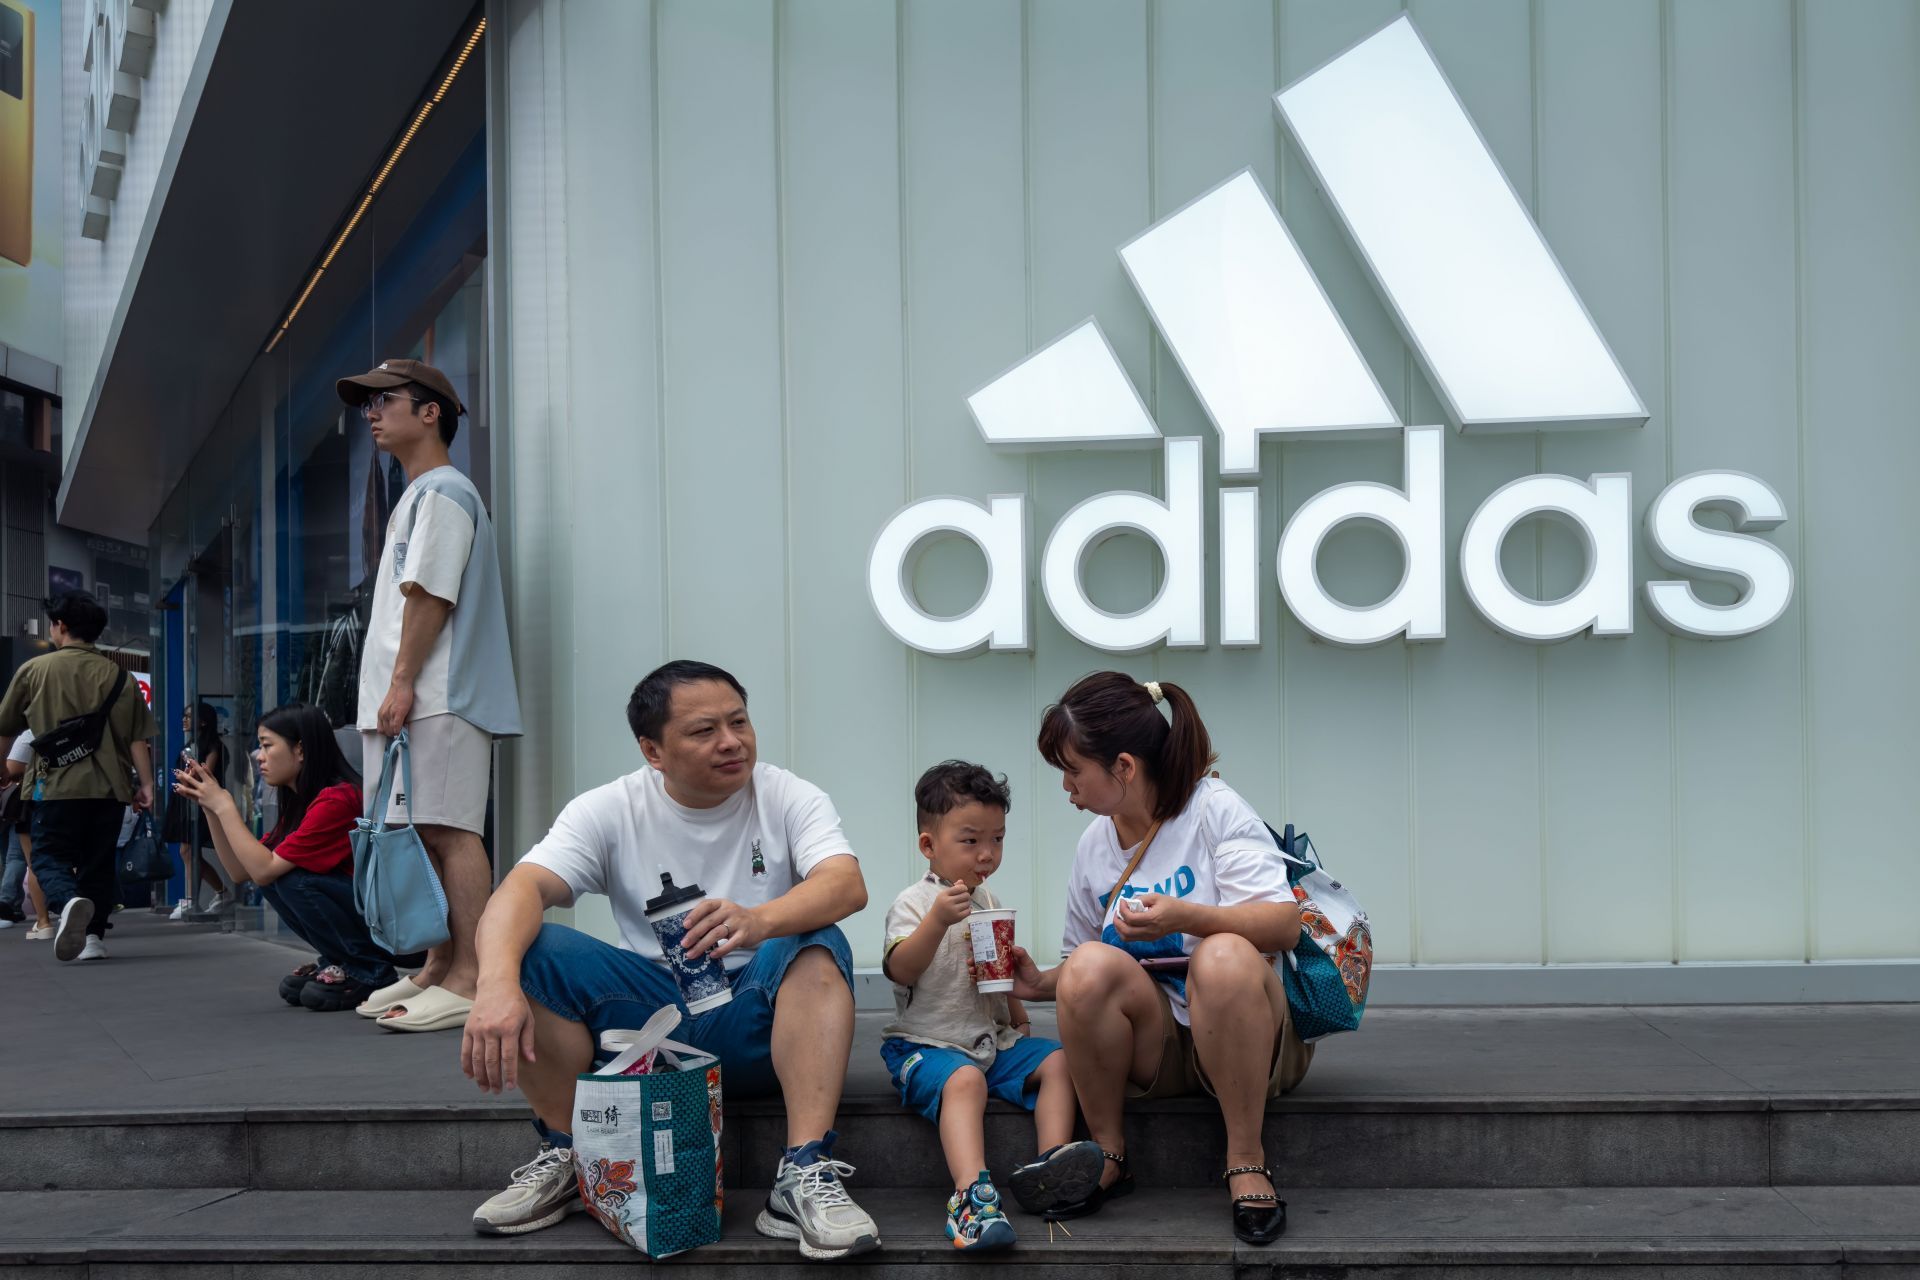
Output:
[915, 759, 1012, 833]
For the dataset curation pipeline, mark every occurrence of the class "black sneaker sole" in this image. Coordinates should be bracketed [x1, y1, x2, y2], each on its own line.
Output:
[1006, 1140, 1107, 1215]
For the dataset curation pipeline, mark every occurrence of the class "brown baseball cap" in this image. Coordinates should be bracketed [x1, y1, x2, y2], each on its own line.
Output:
[335, 358, 467, 416]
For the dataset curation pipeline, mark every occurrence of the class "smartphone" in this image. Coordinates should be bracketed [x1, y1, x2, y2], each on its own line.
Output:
[0, 0, 32, 267]
[1138, 956, 1191, 976]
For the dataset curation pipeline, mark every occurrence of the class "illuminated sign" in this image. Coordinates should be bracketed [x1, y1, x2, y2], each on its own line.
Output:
[867, 16, 1794, 653]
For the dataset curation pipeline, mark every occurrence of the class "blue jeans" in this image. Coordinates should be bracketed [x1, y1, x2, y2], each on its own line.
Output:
[519, 922, 855, 1098]
[1, 826, 26, 910]
[260, 868, 419, 986]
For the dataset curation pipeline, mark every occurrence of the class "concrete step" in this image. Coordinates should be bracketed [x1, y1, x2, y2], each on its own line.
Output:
[4, 1185, 1919, 1277]
[5, 1090, 1916, 1193]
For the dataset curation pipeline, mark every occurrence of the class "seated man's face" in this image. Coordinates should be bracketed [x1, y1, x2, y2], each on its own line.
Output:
[643, 679, 758, 805]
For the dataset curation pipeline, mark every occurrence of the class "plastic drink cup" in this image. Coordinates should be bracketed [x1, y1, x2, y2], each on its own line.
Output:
[643, 873, 733, 1015]
[968, 908, 1018, 994]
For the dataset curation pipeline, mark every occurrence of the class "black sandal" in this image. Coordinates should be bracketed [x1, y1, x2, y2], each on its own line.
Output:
[1224, 1164, 1286, 1245]
[278, 963, 320, 1006]
[1040, 1148, 1135, 1221]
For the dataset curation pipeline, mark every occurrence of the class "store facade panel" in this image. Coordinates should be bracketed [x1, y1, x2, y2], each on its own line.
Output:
[489, 0, 1920, 985]
[51, 0, 1919, 994]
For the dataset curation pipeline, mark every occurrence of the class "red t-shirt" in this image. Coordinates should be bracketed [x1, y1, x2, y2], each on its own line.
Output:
[266, 782, 363, 875]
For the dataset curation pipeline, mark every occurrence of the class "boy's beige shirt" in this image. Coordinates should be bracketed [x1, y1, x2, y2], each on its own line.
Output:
[881, 872, 1022, 1067]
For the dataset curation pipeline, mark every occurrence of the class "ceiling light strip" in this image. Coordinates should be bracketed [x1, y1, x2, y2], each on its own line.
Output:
[265, 17, 486, 354]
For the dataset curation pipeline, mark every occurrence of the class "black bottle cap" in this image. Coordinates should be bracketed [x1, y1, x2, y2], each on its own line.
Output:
[644, 872, 705, 915]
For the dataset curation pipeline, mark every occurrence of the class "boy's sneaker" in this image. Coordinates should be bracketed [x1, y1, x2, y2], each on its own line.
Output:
[755, 1132, 880, 1260]
[946, 1173, 1016, 1252]
[77, 936, 109, 961]
[472, 1144, 583, 1235]
[53, 898, 95, 961]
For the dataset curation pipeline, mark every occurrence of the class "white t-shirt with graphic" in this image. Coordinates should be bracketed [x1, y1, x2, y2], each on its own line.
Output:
[520, 762, 854, 971]
[356, 469, 476, 731]
[1061, 777, 1292, 1025]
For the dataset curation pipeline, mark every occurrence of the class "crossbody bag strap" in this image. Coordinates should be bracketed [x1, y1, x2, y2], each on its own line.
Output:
[1104, 818, 1164, 913]
[97, 664, 128, 720]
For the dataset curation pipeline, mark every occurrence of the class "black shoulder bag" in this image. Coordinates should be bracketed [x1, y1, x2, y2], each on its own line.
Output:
[30, 661, 129, 771]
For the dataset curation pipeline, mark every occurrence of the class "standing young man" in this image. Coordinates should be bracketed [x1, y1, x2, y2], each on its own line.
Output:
[0, 593, 159, 961]
[336, 359, 521, 1032]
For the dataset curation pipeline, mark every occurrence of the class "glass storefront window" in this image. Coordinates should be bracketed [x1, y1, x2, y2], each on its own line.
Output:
[145, 74, 487, 931]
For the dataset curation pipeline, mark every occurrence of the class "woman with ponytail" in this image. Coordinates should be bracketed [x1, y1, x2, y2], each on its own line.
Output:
[1005, 671, 1310, 1244]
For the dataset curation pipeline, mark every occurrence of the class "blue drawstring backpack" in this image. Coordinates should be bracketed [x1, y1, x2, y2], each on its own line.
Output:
[352, 730, 451, 955]
[1269, 823, 1372, 1041]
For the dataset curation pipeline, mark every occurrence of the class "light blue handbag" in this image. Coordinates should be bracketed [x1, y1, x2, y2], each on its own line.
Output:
[351, 730, 451, 955]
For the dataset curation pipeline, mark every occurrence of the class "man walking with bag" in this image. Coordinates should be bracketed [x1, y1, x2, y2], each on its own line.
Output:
[336, 359, 520, 1032]
[0, 593, 159, 961]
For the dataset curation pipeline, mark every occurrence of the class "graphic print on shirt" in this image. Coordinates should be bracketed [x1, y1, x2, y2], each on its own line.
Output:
[1100, 871, 1195, 1004]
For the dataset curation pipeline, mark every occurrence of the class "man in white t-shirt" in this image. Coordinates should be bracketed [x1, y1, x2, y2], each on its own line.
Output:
[335, 359, 521, 1033]
[461, 661, 880, 1260]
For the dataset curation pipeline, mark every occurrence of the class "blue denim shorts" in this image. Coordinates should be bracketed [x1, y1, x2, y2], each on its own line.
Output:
[879, 1034, 1064, 1122]
[519, 922, 854, 1098]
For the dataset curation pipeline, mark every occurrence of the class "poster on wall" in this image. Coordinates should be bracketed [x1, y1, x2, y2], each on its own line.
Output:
[0, 0, 60, 367]
[46, 564, 82, 598]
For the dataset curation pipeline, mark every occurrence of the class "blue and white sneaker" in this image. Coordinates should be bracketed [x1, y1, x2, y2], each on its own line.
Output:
[946, 1173, 1016, 1251]
[755, 1132, 881, 1260]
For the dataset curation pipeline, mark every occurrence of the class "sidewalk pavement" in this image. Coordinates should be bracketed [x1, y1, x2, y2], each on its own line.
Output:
[6, 909, 1918, 1118]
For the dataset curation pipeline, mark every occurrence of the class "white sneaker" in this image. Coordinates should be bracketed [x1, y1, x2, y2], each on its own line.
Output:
[207, 892, 230, 912]
[168, 899, 192, 921]
[0, 918, 13, 930]
[53, 898, 95, 961]
[24, 922, 53, 941]
[471, 1144, 583, 1236]
[755, 1134, 880, 1260]
[77, 936, 108, 961]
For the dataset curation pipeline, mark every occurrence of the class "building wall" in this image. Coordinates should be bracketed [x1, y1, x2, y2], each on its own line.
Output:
[62, 0, 219, 464]
[492, 0, 1920, 972]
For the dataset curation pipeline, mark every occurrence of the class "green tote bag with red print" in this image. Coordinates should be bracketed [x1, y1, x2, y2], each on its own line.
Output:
[571, 1006, 724, 1258]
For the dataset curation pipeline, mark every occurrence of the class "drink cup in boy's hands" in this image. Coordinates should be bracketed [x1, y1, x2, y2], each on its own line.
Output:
[968, 908, 1018, 993]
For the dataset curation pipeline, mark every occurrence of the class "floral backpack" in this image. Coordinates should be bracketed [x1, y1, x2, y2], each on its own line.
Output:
[1268, 823, 1372, 1041]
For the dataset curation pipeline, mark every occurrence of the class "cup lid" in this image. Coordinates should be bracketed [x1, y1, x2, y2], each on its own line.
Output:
[644, 872, 705, 914]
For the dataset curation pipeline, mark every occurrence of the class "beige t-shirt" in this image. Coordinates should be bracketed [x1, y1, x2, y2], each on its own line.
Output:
[882, 873, 1021, 1067]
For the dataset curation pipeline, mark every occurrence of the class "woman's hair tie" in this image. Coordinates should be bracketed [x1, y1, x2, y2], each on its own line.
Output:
[1143, 680, 1164, 706]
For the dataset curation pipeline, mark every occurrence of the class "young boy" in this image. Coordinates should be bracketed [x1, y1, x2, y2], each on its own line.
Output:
[879, 761, 1104, 1251]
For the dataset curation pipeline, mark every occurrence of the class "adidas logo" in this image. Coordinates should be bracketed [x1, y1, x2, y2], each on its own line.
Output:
[868, 16, 1792, 655]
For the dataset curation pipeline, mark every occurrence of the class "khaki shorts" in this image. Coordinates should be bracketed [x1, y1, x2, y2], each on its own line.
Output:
[361, 714, 492, 834]
[1127, 979, 1314, 1102]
